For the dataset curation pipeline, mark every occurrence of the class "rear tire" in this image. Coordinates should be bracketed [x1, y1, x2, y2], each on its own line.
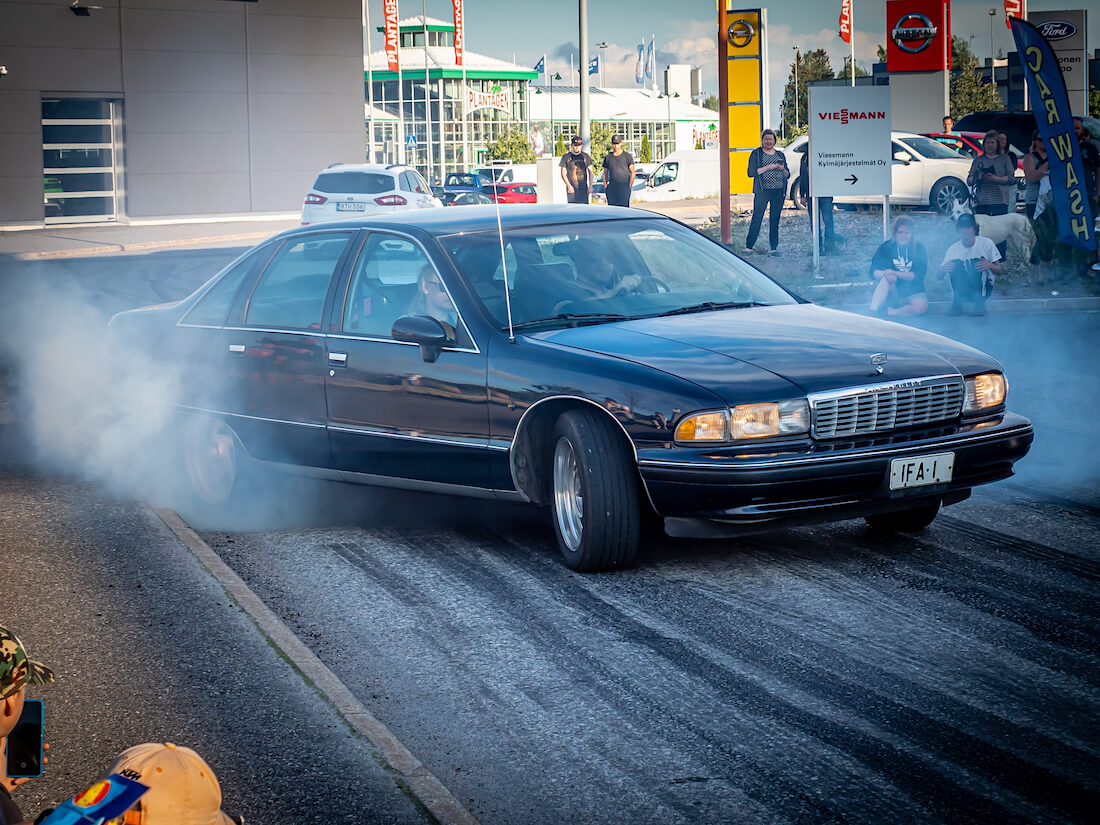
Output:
[182, 414, 249, 506]
[865, 502, 940, 533]
[550, 408, 639, 571]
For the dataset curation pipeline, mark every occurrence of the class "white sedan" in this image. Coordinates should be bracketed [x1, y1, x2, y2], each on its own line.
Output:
[783, 131, 971, 215]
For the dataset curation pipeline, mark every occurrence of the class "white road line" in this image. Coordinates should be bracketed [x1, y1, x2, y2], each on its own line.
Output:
[149, 505, 480, 825]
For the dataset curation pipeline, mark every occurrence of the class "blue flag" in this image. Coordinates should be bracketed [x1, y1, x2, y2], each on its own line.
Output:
[1009, 16, 1095, 250]
[635, 44, 644, 84]
[645, 39, 654, 80]
[588, 56, 599, 76]
[533, 55, 545, 74]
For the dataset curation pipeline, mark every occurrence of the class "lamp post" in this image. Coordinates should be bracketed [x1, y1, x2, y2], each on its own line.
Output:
[988, 9, 997, 87]
[793, 46, 800, 130]
[550, 71, 562, 148]
[596, 41, 607, 88]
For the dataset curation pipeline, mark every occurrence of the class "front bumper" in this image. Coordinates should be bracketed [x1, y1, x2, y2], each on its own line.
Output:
[637, 413, 1033, 535]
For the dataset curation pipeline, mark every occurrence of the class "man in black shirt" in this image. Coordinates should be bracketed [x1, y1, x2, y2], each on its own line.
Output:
[560, 136, 594, 203]
[602, 134, 636, 207]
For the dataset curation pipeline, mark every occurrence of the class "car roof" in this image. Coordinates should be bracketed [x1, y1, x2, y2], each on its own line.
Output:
[317, 163, 414, 175]
[277, 204, 657, 238]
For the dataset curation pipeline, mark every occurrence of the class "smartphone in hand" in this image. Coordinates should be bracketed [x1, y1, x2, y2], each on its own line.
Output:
[5, 699, 44, 778]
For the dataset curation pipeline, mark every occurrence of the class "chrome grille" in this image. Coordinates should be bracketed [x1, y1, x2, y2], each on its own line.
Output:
[810, 376, 964, 439]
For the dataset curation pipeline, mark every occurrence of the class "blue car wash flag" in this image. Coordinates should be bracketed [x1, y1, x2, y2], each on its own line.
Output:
[588, 55, 599, 75]
[533, 55, 545, 74]
[38, 774, 148, 825]
[1009, 16, 1095, 251]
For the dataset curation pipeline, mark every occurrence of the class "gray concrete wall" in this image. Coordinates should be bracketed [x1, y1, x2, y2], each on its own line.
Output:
[0, 0, 363, 223]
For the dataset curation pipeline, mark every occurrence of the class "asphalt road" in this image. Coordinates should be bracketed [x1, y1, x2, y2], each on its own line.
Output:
[0, 248, 1097, 824]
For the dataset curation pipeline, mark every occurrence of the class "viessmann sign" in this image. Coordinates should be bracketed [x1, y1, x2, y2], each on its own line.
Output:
[886, 0, 951, 73]
[808, 86, 893, 197]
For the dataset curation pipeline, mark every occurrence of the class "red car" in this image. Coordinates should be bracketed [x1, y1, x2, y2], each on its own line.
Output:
[924, 132, 1027, 169]
[482, 182, 538, 204]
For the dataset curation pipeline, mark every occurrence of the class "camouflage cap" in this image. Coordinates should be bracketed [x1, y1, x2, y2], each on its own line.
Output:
[0, 626, 54, 699]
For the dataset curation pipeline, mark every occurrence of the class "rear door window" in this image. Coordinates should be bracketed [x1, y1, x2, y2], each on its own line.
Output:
[183, 244, 275, 326]
[244, 232, 353, 330]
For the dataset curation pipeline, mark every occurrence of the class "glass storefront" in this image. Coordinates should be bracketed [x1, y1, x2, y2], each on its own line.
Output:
[41, 98, 122, 223]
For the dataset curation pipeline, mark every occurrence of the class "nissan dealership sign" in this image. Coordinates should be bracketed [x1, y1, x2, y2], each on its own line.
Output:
[886, 0, 950, 73]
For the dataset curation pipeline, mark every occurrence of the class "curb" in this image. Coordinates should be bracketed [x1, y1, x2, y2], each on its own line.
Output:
[149, 506, 481, 825]
[12, 231, 276, 261]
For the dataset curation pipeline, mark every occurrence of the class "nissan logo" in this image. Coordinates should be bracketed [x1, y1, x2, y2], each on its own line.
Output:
[727, 19, 755, 48]
[891, 12, 938, 54]
[1036, 20, 1077, 41]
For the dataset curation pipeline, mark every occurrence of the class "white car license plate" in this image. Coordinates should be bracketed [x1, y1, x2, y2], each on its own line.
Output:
[337, 201, 366, 212]
[890, 452, 954, 490]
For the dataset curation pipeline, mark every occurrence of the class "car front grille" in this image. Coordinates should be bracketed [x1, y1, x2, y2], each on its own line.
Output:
[810, 376, 965, 439]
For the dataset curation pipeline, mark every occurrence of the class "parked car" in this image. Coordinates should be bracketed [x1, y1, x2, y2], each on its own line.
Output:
[482, 182, 538, 204]
[471, 163, 537, 184]
[588, 180, 647, 205]
[301, 163, 441, 225]
[955, 111, 1100, 157]
[784, 132, 971, 214]
[442, 191, 495, 206]
[439, 172, 488, 195]
[109, 206, 1033, 571]
[925, 131, 1027, 168]
[632, 150, 719, 202]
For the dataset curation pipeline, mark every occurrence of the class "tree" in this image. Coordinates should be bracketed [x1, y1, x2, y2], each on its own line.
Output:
[876, 44, 887, 63]
[949, 35, 1002, 120]
[486, 127, 535, 164]
[639, 133, 652, 163]
[702, 94, 719, 111]
[781, 48, 834, 136]
[589, 122, 613, 173]
[1090, 85, 1100, 120]
[554, 132, 567, 157]
[842, 55, 871, 81]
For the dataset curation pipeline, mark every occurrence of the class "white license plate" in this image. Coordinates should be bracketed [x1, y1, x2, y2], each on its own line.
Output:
[337, 202, 366, 212]
[890, 452, 954, 490]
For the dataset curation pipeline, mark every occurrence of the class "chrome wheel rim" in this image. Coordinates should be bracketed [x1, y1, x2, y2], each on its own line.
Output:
[553, 436, 583, 552]
[186, 419, 237, 504]
[936, 183, 964, 214]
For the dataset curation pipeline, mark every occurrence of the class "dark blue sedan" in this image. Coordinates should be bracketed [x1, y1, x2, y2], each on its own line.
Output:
[109, 206, 1033, 571]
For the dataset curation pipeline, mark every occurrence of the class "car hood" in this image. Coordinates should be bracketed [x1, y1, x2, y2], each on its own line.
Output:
[535, 304, 1000, 404]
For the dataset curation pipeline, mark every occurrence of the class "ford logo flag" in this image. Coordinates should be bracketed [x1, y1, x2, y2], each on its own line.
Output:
[1009, 17, 1095, 251]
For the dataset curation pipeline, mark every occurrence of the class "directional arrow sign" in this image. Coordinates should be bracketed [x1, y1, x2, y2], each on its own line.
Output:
[807, 86, 892, 197]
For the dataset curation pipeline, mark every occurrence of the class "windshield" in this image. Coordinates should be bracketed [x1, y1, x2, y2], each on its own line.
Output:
[899, 136, 967, 160]
[443, 218, 797, 329]
[447, 174, 480, 187]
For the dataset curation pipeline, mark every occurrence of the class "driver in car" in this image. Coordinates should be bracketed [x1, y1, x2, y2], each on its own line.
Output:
[408, 264, 458, 337]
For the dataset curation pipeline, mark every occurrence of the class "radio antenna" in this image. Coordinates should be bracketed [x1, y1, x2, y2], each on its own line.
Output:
[494, 194, 515, 343]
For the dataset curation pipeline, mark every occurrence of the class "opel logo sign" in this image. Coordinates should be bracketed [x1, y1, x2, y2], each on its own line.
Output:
[1036, 20, 1076, 40]
[727, 19, 755, 48]
[891, 12, 938, 54]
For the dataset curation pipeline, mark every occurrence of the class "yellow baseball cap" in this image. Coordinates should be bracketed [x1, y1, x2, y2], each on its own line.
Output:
[106, 743, 238, 825]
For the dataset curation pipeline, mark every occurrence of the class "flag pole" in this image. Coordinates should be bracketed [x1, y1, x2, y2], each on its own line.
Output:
[850, 1, 856, 86]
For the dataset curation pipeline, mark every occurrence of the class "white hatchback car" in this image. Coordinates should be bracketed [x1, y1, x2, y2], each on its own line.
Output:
[301, 163, 442, 225]
[783, 131, 971, 215]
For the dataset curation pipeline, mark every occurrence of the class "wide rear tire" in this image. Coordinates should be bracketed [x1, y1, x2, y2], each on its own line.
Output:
[550, 408, 639, 572]
[865, 502, 940, 533]
[182, 414, 249, 506]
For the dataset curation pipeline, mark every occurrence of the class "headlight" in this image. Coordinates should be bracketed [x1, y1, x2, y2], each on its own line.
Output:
[963, 373, 1006, 412]
[675, 400, 810, 443]
[730, 400, 810, 439]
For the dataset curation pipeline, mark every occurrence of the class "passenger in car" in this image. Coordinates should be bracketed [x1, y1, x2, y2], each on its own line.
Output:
[408, 264, 458, 337]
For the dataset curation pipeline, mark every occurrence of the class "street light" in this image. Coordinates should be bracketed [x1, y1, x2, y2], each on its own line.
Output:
[793, 46, 800, 130]
[549, 71, 562, 147]
[660, 91, 680, 154]
[988, 9, 997, 87]
[596, 41, 608, 88]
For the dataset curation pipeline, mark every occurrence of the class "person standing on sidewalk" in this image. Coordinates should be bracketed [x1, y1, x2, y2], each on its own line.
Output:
[602, 135, 636, 208]
[743, 129, 789, 257]
[560, 136, 594, 204]
[798, 144, 834, 254]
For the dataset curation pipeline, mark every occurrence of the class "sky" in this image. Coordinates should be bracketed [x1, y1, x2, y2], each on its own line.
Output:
[365, 1, 1098, 125]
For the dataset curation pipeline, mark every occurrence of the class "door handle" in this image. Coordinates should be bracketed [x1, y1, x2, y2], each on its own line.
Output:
[328, 351, 348, 367]
[228, 344, 245, 357]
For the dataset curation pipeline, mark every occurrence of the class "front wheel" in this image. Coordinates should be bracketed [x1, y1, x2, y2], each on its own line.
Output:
[865, 502, 940, 533]
[931, 178, 968, 216]
[789, 178, 802, 208]
[551, 408, 640, 571]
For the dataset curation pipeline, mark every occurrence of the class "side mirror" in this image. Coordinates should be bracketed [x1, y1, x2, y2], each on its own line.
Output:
[392, 315, 449, 363]
[646, 177, 655, 187]
[893, 151, 912, 164]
